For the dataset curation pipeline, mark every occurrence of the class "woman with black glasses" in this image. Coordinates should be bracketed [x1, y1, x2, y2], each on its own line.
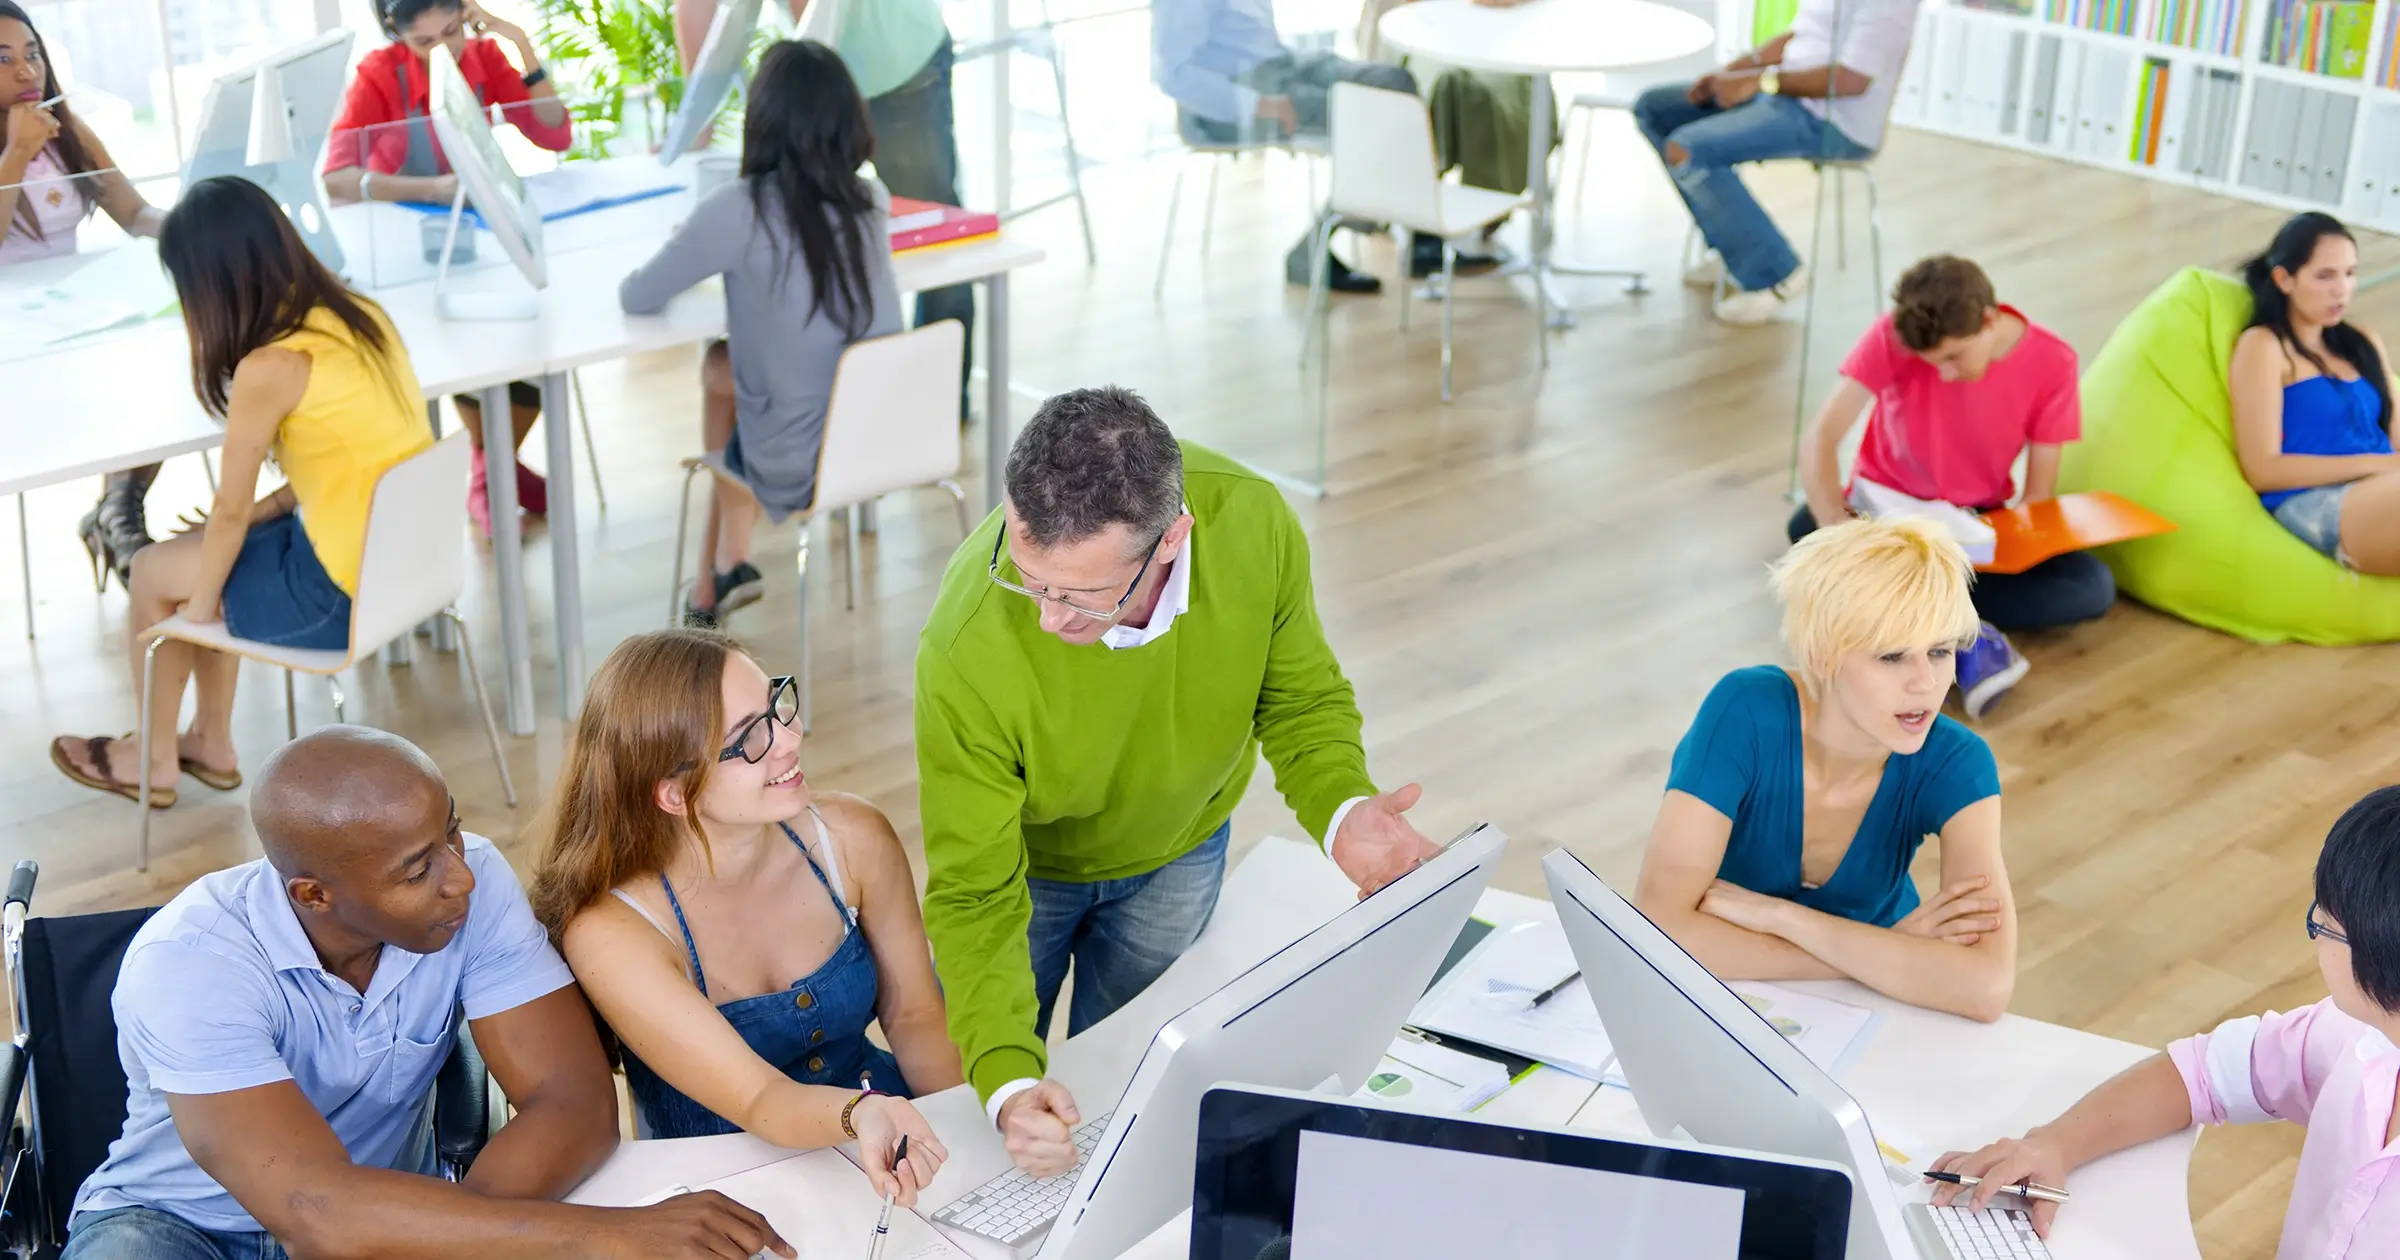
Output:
[530, 629, 958, 1206]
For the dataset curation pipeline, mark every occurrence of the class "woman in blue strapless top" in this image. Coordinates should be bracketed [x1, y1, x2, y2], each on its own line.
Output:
[2231, 212, 2400, 573]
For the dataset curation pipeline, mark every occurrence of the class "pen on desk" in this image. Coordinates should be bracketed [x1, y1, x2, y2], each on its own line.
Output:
[1522, 970, 1582, 1011]
[1921, 1170, 2071, 1205]
[867, 1134, 909, 1260]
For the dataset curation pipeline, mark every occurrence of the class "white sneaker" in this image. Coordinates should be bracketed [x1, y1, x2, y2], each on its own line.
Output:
[1713, 263, 1810, 327]
[1683, 252, 1725, 290]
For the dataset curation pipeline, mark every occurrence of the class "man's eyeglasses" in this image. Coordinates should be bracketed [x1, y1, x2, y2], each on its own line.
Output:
[987, 528, 1164, 624]
[2307, 899, 2349, 946]
[706, 676, 800, 768]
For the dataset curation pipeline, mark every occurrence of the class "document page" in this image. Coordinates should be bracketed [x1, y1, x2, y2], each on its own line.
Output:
[1289, 1130, 1744, 1260]
[699, 1149, 971, 1260]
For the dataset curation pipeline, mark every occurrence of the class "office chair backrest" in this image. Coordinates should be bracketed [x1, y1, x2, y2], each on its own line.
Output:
[22, 906, 158, 1246]
[348, 432, 474, 656]
[1328, 82, 1442, 231]
[809, 320, 967, 516]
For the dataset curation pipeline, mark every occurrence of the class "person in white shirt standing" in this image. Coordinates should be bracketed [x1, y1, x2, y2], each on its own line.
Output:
[1632, 0, 1917, 326]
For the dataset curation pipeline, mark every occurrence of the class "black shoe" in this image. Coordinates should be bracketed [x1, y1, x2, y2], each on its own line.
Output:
[681, 599, 720, 629]
[92, 480, 152, 589]
[1409, 233, 1506, 280]
[713, 562, 765, 615]
[1286, 247, 1382, 294]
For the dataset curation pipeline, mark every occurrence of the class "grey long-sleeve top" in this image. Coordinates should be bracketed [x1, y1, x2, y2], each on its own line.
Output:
[619, 175, 902, 520]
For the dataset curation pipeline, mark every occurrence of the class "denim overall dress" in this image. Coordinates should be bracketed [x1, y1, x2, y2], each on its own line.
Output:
[616, 808, 910, 1138]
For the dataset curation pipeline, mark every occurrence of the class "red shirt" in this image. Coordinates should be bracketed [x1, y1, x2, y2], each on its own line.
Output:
[323, 39, 573, 177]
[1842, 305, 2082, 510]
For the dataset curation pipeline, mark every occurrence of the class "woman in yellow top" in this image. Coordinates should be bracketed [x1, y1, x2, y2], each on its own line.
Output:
[49, 176, 433, 808]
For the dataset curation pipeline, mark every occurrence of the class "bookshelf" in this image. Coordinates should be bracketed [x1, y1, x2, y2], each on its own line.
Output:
[1755, 0, 2400, 235]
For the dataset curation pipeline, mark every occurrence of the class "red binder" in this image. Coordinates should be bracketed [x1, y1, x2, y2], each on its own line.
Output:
[889, 196, 999, 252]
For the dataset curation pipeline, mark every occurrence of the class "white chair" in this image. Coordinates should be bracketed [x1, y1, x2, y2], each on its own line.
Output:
[1305, 82, 1543, 404]
[1154, 108, 1328, 301]
[666, 320, 972, 732]
[1560, 0, 1725, 208]
[134, 432, 515, 871]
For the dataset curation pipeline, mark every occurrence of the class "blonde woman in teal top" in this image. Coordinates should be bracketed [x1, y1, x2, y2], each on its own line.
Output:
[1634, 517, 2019, 1023]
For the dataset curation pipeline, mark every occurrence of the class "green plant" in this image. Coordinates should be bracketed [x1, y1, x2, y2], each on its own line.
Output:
[533, 0, 765, 160]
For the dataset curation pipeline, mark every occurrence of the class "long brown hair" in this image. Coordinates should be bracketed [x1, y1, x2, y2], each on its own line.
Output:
[158, 176, 393, 417]
[530, 629, 743, 949]
[0, 1, 100, 242]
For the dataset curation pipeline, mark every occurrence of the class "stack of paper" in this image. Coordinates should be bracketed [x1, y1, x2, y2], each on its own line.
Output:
[696, 1149, 971, 1260]
[1408, 921, 1615, 1080]
[1727, 981, 1882, 1079]
[1848, 477, 1997, 565]
[0, 239, 178, 352]
[1357, 1034, 1515, 1114]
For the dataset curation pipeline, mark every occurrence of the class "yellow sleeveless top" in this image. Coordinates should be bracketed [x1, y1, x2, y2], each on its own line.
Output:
[268, 303, 433, 594]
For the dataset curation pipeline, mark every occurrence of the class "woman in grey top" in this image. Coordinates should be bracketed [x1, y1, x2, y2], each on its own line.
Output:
[621, 38, 902, 626]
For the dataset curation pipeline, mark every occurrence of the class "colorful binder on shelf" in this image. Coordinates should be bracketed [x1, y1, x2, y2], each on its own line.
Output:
[888, 196, 999, 252]
[1976, 491, 2177, 574]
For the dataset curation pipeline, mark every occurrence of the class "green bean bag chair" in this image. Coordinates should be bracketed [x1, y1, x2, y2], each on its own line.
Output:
[2058, 266, 2400, 645]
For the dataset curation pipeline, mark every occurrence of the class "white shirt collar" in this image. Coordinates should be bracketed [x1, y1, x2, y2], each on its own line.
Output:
[1101, 524, 1193, 651]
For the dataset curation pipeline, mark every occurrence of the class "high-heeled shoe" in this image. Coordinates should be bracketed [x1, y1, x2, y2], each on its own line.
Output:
[93, 479, 152, 589]
[77, 505, 112, 592]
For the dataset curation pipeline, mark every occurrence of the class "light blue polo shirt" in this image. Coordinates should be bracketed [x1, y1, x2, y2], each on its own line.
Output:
[72, 834, 575, 1233]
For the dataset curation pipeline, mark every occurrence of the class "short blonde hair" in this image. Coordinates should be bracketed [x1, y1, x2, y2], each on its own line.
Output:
[1771, 516, 1980, 689]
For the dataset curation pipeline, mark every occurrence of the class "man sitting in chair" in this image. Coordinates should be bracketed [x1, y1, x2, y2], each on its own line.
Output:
[63, 727, 793, 1260]
[1631, 0, 1916, 327]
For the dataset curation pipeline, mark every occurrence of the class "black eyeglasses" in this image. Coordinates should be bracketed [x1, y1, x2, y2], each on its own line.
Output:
[708, 676, 800, 768]
[987, 528, 1164, 624]
[2307, 899, 2349, 946]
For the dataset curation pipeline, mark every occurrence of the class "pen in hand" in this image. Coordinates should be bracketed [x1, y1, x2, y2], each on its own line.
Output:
[868, 1134, 910, 1260]
[1922, 1169, 2071, 1205]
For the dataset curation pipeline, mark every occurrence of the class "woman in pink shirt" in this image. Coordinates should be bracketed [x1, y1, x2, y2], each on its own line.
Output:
[1933, 785, 2400, 1257]
[1, 0, 172, 588]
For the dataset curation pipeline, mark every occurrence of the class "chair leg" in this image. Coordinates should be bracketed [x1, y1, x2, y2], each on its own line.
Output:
[1575, 105, 1596, 210]
[1154, 159, 1186, 302]
[1865, 168, 1886, 307]
[200, 450, 216, 495]
[329, 675, 347, 725]
[284, 668, 298, 740]
[938, 479, 971, 537]
[572, 370, 607, 514]
[794, 525, 813, 735]
[137, 636, 164, 872]
[1200, 158, 1221, 258]
[444, 608, 517, 808]
[1833, 167, 1847, 271]
[17, 494, 32, 640]
[668, 462, 705, 624]
[843, 504, 861, 613]
[1299, 216, 1338, 367]
[1040, 13, 1097, 266]
[1397, 231, 1413, 333]
[1790, 162, 1833, 500]
[1440, 244, 1456, 404]
[1534, 232, 1550, 371]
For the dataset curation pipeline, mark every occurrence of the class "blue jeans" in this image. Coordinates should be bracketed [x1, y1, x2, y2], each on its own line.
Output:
[63, 1207, 289, 1260]
[1028, 822, 1231, 1039]
[1631, 86, 1873, 292]
[868, 38, 973, 420]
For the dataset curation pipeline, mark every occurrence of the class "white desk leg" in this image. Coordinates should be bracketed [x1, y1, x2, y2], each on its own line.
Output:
[984, 272, 1012, 512]
[542, 371, 586, 720]
[1523, 74, 1576, 331]
[424, 400, 458, 655]
[479, 383, 537, 736]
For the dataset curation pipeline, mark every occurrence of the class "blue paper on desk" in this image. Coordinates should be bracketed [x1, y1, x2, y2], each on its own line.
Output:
[399, 164, 685, 229]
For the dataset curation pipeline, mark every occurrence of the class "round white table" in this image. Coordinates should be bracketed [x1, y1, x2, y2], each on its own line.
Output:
[1377, 0, 1716, 326]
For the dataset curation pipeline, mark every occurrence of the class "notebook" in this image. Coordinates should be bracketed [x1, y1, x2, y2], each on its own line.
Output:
[890, 196, 999, 251]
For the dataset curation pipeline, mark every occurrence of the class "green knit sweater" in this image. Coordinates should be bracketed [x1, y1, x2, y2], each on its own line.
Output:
[913, 442, 1376, 1101]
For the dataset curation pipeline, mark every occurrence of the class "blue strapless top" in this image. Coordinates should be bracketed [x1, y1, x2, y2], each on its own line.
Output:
[2261, 374, 2391, 509]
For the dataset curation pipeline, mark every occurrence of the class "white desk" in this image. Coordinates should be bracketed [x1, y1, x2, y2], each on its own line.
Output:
[567, 839, 2201, 1260]
[1377, 0, 1714, 327]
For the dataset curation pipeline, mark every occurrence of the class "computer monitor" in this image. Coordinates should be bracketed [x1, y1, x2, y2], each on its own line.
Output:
[1036, 824, 1510, 1260]
[1542, 850, 1965, 1260]
[1191, 1084, 1856, 1260]
[183, 29, 355, 272]
[659, 0, 763, 164]
[426, 43, 545, 319]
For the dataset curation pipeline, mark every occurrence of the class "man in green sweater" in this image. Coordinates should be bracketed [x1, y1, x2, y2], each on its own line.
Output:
[915, 387, 1440, 1176]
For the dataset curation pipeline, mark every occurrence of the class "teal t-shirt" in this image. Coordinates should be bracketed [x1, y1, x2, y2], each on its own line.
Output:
[827, 0, 950, 100]
[1665, 666, 2000, 928]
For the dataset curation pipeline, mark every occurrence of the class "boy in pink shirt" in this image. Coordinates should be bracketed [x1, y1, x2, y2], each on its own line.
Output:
[1932, 786, 2400, 1259]
[1790, 255, 2113, 719]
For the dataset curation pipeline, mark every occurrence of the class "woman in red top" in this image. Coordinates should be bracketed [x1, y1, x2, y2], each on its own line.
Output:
[324, 0, 572, 534]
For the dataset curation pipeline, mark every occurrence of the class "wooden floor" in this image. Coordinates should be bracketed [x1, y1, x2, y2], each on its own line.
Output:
[7, 117, 2398, 1257]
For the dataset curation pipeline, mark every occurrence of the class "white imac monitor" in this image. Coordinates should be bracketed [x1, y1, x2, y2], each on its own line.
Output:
[183, 30, 355, 272]
[426, 44, 545, 319]
[1034, 824, 1509, 1260]
[660, 0, 763, 164]
[1543, 850, 2038, 1260]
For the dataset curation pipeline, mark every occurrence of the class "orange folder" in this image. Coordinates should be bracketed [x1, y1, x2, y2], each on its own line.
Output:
[1976, 491, 2176, 575]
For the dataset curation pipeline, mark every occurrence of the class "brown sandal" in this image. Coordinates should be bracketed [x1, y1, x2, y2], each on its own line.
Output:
[179, 758, 242, 792]
[50, 735, 177, 810]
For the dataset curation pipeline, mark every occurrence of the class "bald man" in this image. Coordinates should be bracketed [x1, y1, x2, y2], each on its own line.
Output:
[65, 727, 793, 1260]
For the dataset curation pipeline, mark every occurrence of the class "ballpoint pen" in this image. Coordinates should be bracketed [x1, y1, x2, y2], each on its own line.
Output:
[1922, 1169, 2072, 1205]
[1522, 970, 1582, 1011]
[867, 1134, 910, 1260]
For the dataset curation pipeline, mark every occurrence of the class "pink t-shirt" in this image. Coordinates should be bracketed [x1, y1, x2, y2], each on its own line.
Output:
[0, 146, 88, 266]
[1842, 305, 2082, 510]
[2168, 998, 2400, 1259]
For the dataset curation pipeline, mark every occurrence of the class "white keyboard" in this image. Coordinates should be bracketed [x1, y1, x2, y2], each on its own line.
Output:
[1918, 1201, 2055, 1260]
[931, 1113, 1113, 1248]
